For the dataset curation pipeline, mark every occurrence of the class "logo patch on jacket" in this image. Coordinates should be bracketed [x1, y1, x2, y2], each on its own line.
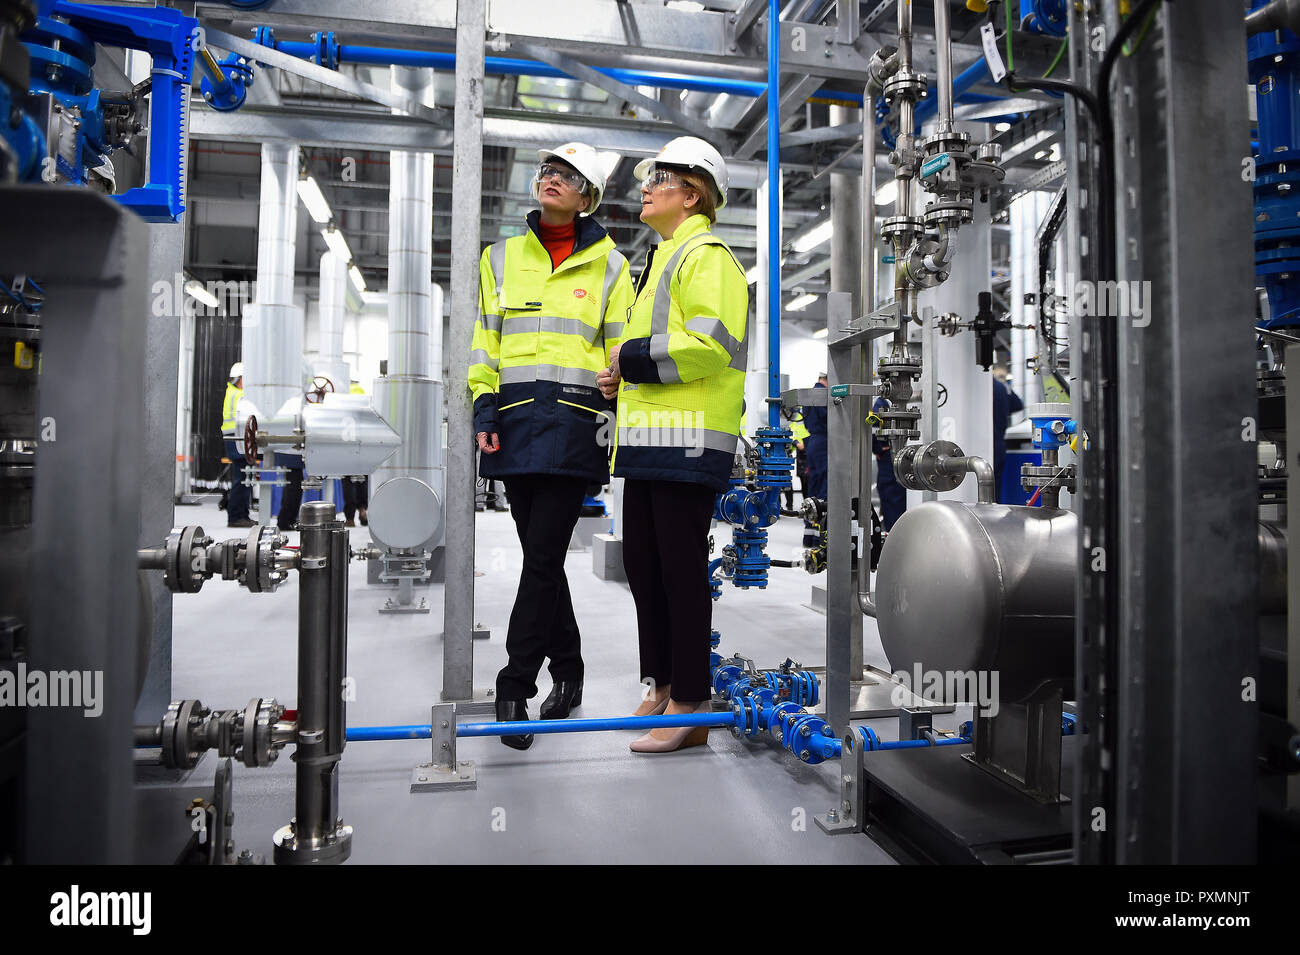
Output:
[573, 289, 587, 298]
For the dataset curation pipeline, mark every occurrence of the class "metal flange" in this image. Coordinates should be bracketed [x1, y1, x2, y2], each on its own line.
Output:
[915, 440, 966, 492]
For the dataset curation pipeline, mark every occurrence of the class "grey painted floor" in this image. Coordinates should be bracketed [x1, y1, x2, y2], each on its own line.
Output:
[169, 492, 953, 864]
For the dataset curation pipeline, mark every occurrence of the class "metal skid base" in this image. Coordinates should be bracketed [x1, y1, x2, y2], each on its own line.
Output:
[859, 737, 1076, 864]
[807, 666, 956, 719]
[411, 760, 477, 792]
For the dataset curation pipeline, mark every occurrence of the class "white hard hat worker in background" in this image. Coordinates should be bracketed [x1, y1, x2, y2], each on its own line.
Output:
[221, 360, 253, 528]
[467, 141, 634, 748]
[600, 134, 748, 754]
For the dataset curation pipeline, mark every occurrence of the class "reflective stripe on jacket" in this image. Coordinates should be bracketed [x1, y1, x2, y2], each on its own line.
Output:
[469, 210, 633, 483]
[221, 382, 242, 436]
[613, 214, 749, 491]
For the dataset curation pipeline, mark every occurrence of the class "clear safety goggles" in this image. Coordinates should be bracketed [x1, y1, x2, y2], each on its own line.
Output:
[535, 162, 590, 195]
[640, 165, 689, 193]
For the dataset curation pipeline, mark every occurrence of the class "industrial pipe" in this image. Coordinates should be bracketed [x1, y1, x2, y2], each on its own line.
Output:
[268, 37, 769, 97]
[767, 0, 781, 428]
[913, 57, 993, 128]
[272, 500, 352, 864]
[933, 0, 954, 133]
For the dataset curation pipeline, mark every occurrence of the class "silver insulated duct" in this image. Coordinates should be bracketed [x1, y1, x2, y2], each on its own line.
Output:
[242, 143, 304, 424]
[368, 65, 445, 595]
[315, 250, 352, 392]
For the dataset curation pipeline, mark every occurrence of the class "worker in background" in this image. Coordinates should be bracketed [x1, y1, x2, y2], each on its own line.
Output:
[784, 414, 810, 512]
[872, 397, 907, 530]
[801, 373, 828, 545]
[221, 362, 255, 528]
[342, 377, 368, 527]
[598, 136, 747, 755]
[469, 142, 633, 749]
[992, 363, 1024, 503]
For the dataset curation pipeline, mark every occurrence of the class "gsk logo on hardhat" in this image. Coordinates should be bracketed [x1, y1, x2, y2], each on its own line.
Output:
[565, 147, 576, 154]
[573, 289, 587, 298]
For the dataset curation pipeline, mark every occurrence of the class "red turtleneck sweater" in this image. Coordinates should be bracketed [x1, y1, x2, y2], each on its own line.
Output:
[538, 219, 576, 270]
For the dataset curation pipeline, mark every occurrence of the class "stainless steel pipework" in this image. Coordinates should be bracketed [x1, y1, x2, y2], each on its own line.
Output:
[274, 500, 353, 864]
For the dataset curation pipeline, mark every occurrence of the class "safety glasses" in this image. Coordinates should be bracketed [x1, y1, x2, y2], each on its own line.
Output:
[640, 165, 688, 193]
[535, 162, 590, 195]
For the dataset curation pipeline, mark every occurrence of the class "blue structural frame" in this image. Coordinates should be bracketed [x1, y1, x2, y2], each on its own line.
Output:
[1250, 0, 1300, 327]
[12, 1, 199, 221]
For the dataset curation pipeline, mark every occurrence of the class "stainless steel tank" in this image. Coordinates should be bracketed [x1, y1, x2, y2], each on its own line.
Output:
[875, 501, 1077, 702]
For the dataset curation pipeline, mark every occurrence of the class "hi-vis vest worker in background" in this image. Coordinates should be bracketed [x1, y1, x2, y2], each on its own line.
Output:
[468, 141, 633, 750]
[597, 136, 748, 755]
[221, 362, 255, 528]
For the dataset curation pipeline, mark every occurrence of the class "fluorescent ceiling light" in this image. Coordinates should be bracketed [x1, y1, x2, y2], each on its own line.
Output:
[349, 264, 367, 294]
[812, 327, 829, 339]
[787, 293, 818, 312]
[666, 1, 705, 10]
[297, 175, 332, 225]
[184, 279, 219, 309]
[995, 121, 1012, 132]
[322, 226, 351, 261]
[874, 180, 897, 206]
[791, 219, 832, 253]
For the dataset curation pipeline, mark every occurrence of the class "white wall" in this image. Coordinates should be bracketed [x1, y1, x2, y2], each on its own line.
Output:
[780, 322, 828, 392]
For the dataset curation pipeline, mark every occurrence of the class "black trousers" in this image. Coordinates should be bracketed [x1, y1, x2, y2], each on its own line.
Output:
[495, 474, 588, 700]
[342, 476, 368, 520]
[621, 479, 717, 704]
[278, 454, 304, 529]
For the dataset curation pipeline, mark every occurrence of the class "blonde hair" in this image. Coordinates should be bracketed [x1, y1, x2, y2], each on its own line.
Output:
[676, 168, 718, 223]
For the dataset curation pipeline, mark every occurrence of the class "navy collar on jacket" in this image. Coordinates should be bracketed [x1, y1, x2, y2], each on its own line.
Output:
[525, 209, 609, 257]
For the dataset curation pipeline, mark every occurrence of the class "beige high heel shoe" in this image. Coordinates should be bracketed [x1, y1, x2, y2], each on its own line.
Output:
[630, 695, 670, 718]
[629, 701, 712, 754]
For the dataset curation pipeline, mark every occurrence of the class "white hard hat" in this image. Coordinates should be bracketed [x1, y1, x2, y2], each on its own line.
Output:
[229, 361, 244, 380]
[633, 136, 729, 210]
[533, 142, 608, 215]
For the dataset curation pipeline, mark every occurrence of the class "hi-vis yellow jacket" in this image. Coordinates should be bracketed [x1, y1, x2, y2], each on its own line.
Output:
[221, 381, 243, 437]
[469, 212, 633, 483]
[612, 214, 749, 491]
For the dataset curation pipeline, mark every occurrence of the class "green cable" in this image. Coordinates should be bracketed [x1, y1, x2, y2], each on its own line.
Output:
[1043, 36, 1067, 78]
[1004, 0, 1014, 73]
[1122, 4, 1159, 56]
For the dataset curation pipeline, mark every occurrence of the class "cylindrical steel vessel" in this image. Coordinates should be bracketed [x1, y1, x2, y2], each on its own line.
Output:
[875, 501, 1077, 702]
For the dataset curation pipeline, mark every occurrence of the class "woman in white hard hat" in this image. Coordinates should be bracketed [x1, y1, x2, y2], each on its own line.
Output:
[469, 142, 634, 749]
[598, 136, 749, 754]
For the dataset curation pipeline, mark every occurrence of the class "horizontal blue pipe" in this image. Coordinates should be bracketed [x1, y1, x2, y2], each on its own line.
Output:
[346, 712, 736, 741]
[914, 56, 993, 127]
[271, 39, 767, 97]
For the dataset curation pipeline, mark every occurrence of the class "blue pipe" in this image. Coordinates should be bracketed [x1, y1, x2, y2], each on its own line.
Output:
[346, 712, 734, 741]
[267, 36, 767, 98]
[914, 56, 992, 128]
[767, 0, 781, 429]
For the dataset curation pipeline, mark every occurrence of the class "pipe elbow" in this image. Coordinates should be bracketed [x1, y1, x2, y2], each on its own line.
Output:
[966, 455, 995, 504]
[859, 591, 877, 618]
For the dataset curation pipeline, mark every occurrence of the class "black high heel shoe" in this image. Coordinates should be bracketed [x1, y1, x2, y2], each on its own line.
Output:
[539, 680, 583, 720]
[495, 699, 534, 750]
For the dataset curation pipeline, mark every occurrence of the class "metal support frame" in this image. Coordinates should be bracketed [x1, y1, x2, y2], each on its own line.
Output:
[825, 291, 866, 736]
[136, 220, 184, 721]
[1084, 2, 1257, 863]
[411, 702, 476, 792]
[442, 0, 485, 703]
[3, 189, 149, 862]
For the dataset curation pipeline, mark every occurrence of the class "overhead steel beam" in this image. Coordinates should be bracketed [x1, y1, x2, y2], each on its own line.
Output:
[513, 41, 726, 146]
[187, 102, 815, 186]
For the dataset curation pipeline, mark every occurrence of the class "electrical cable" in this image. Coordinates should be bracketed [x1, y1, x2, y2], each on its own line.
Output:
[1043, 37, 1068, 77]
